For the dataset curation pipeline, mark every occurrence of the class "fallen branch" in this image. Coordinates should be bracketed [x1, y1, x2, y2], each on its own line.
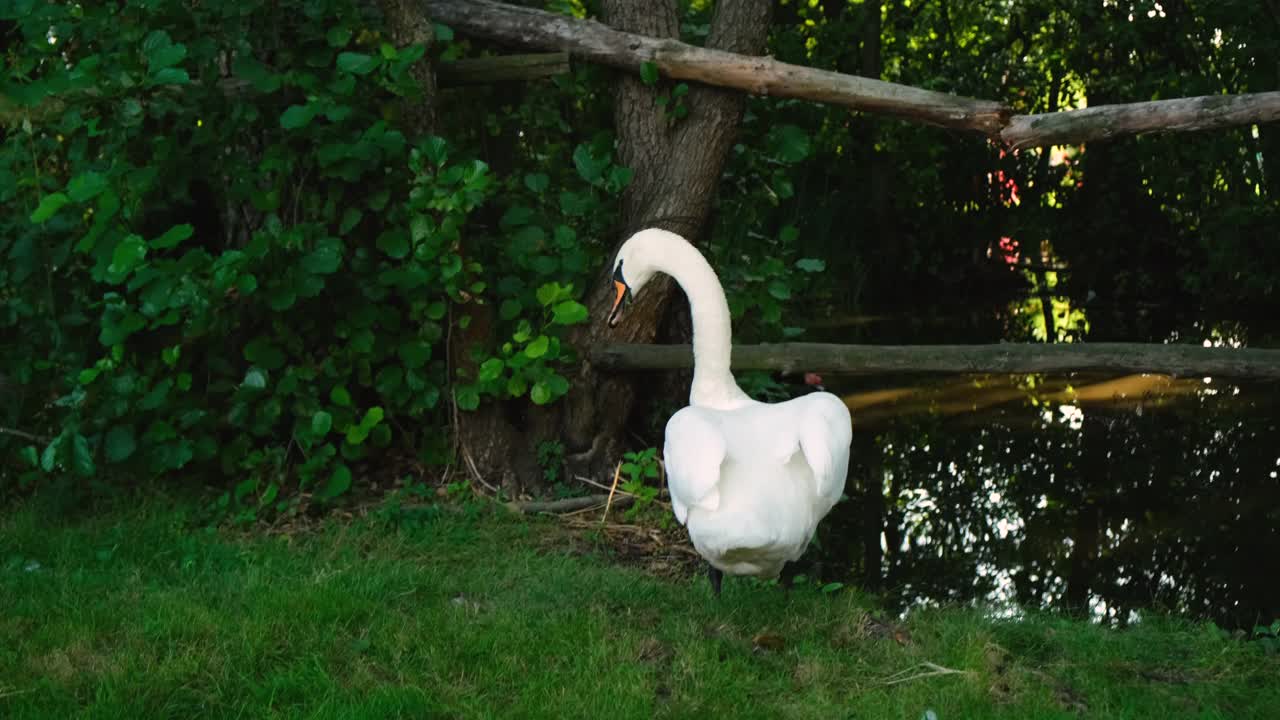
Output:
[424, 0, 1280, 148]
[591, 342, 1280, 380]
[507, 494, 634, 514]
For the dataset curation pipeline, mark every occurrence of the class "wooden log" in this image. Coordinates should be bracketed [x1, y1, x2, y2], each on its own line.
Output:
[438, 52, 570, 86]
[590, 342, 1280, 380]
[424, 0, 1009, 134]
[425, 0, 1280, 148]
[1001, 92, 1280, 151]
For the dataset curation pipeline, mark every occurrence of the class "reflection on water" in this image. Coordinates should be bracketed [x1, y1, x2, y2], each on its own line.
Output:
[804, 373, 1280, 630]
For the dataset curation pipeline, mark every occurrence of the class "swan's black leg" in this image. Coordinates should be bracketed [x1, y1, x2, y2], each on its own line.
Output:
[707, 564, 723, 597]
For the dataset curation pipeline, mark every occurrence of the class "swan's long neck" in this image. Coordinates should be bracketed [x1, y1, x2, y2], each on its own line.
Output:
[651, 238, 753, 409]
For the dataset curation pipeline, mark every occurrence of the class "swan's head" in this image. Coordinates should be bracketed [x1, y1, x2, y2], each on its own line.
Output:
[607, 230, 664, 328]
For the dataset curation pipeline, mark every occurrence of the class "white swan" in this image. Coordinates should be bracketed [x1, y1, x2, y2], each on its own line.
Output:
[607, 228, 853, 595]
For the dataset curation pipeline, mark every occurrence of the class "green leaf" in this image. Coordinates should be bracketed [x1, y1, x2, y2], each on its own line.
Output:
[100, 308, 146, 346]
[152, 223, 194, 250]
[105, 425, 136, 463]
[546, 373, 570, 397]
[330, 385, 352, 407]
[108, 235, 148, 280]
[795, 257, 826, 273]
[339, 208, 362, 235]
[67, 171, 108, 203]
[479, 358, 505, 382]
[280, 104, 316, 130]
[321, 464, 353, 499]
[607, 166, 634, 192]
[312, 411, 333, 436]
[506, 375, 528, 397]
[434, 23, 454, 42]
[524, 335, 550, 359]
[530, 382, 552, 405]
[375, 366, 404, 395]
[639, 61, 659, 85]
[232, 54, 281, 92]
[572, 145, 609, 185]
[767, 279, 791, 300]
[345, 407, 385, 445]
[302, 237, 343, 275]
[455, 385, 480, 411]
[399, 341, 432, 369]
[377, 230, 410, 259]
[337, 52, 378, 75]
[523, 173, 550, 193]
[326, 26, 353, 47]
[499, 299, 523, 320]
[243, 337, 286, 370]
[536, 282, 567, 307]
[146, 40, 187, 71]
[30, 193, 69, 223]
[769, 124, 811, 163]
[71, 433, 95, 477]
[151, 67, 190, 85]
[551, 300, 588, 326]
[41, 435, 63, 472]
[558, 190, 592, 216]
[243, 368, 268, 390]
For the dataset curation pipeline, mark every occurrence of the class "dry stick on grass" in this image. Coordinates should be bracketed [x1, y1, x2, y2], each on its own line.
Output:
[880, 662, 975, 686]
[601, 461, 623, 522]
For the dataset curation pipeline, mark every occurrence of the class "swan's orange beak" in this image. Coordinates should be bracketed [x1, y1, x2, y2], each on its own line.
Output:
[608, 279, 628, 328]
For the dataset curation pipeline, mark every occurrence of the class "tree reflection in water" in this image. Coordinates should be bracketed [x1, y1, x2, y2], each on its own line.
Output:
[806, 373, 1280, 630]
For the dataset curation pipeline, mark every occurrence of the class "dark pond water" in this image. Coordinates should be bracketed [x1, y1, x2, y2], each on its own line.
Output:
[785, 311, 1280, 630]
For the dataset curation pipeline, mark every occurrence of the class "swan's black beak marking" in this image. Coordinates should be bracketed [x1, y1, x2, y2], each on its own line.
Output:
[608, 263, 631, 328]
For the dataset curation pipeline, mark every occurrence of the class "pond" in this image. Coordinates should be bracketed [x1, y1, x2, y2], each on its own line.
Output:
[788, 309, 1280, 631]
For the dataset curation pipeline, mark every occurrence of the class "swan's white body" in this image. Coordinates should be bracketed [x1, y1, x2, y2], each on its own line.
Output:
[611, 229, 853, 580]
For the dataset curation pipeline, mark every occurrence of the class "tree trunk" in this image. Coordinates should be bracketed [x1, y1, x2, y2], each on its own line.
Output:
[557, 0, 773, 483]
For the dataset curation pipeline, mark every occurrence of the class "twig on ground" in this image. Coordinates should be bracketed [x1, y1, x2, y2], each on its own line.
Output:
[601, 462, 622, 523]
[0, 686, 33, 700]
[574, 474, 671, 506]
[880, 661, 974, 686]
[507, 494, 634, 514]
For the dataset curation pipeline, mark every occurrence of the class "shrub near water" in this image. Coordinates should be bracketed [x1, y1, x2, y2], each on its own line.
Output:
[0, 0, 624, 506]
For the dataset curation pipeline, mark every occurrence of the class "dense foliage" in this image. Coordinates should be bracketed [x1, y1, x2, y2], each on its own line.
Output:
[0, 0, 631, 509]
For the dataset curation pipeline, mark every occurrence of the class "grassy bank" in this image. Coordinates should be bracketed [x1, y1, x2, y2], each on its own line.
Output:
[1, 493, 1275, 719]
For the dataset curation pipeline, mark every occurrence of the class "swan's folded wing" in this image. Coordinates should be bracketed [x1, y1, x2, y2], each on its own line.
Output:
[663, 407, 726, 525]
[798, 393, 853, 511]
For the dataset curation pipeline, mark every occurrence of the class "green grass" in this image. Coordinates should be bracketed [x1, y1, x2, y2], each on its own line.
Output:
[1, 492, 1275, 719]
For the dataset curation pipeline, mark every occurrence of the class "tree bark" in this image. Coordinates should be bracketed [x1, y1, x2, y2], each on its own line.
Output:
[423, 0, 1280, 149]
[556, 0, 772, 483]
[591, 341, 1280, 379]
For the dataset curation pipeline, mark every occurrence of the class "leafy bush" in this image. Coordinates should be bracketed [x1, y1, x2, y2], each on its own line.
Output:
[0, 0, 624, 505]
